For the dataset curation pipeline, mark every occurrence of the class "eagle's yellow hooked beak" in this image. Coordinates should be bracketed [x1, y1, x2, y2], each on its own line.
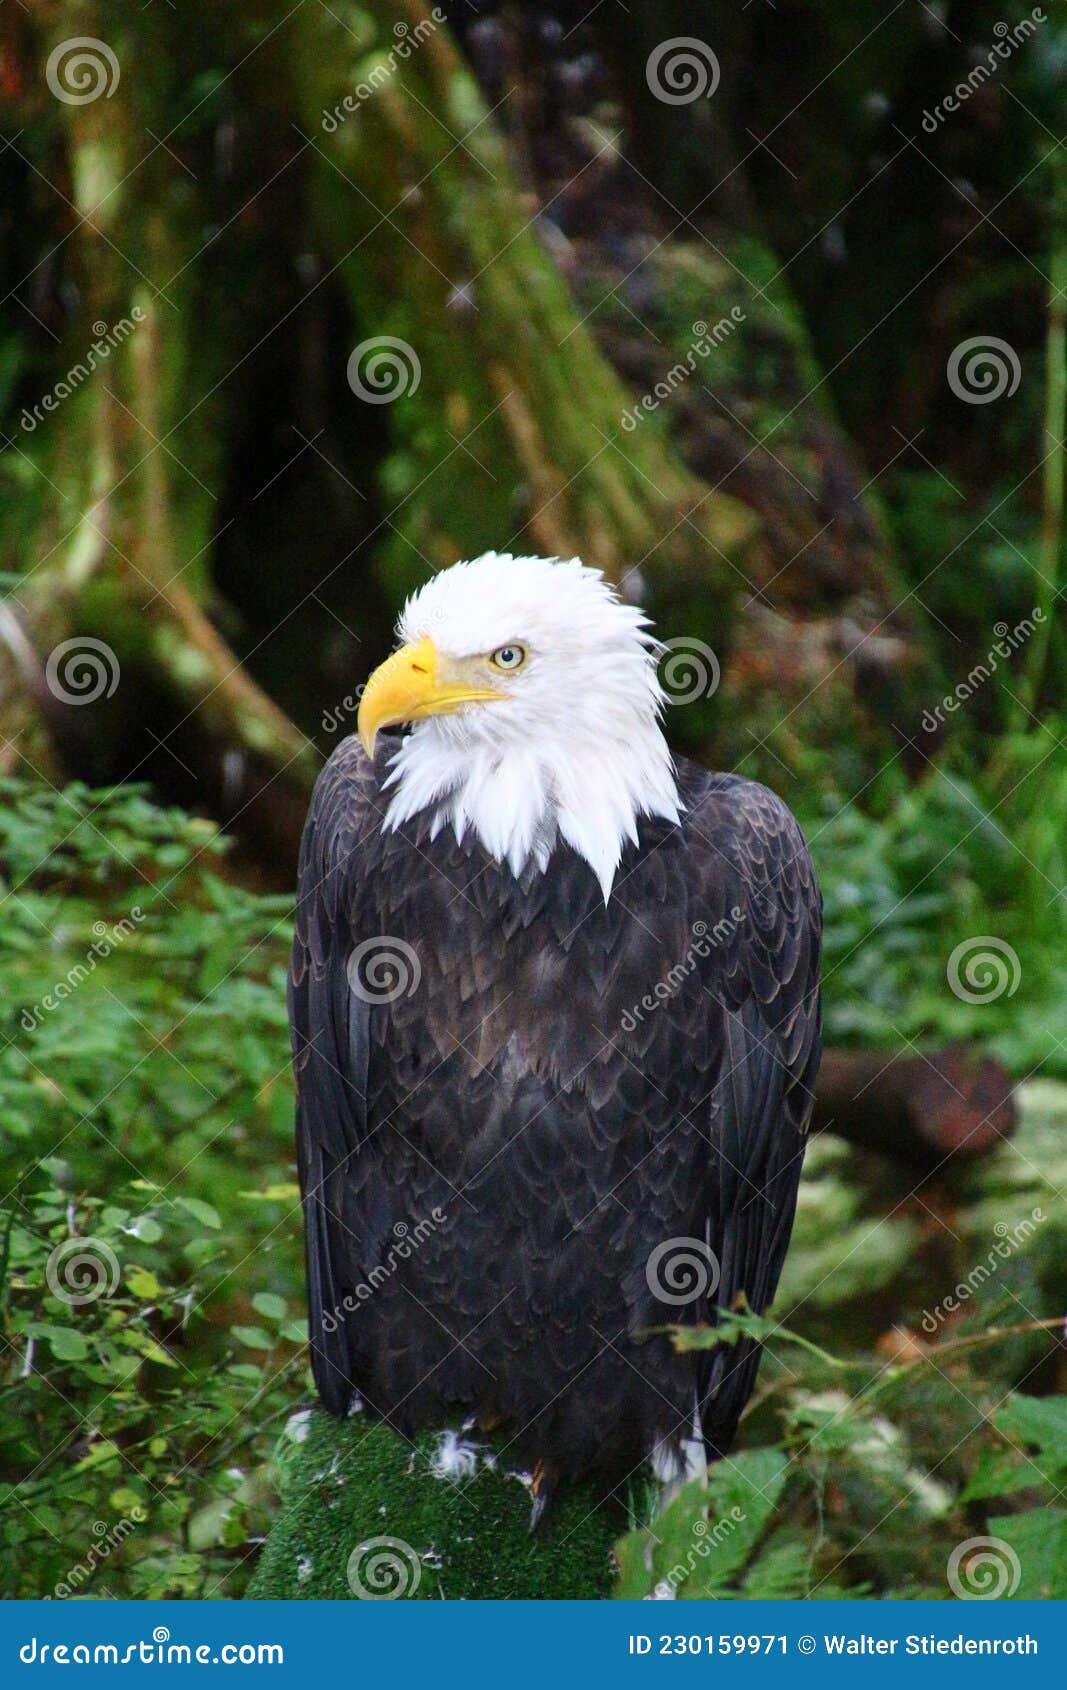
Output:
[357, 638, 504, 758]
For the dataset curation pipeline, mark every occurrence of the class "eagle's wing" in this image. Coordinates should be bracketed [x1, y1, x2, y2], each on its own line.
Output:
[686, 771, 822, 1457]
[288, 738, 381, 1412]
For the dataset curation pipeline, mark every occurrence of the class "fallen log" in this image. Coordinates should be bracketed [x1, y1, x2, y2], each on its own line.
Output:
[813, 1044, 1018, 1169]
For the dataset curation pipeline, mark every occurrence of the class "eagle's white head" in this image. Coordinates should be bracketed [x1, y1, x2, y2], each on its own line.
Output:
[357, 553, 681, 900]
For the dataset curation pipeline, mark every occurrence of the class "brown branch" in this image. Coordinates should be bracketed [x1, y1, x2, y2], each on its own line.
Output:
[813, 1044, 1018, 1168]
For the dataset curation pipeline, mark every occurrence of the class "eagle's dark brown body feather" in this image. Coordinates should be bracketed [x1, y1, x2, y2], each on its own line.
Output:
[290, 735, 821, 1490]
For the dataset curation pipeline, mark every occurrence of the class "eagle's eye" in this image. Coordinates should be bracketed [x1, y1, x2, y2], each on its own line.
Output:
[490, 644, 526, 671]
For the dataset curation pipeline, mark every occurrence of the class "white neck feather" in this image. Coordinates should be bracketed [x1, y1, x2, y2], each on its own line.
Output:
[380, 705, 680, 902]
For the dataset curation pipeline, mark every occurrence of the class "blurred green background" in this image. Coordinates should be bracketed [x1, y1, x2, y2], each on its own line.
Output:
[1, 0, 1066, 1600]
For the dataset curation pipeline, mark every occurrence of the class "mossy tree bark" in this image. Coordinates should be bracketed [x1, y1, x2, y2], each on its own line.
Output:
[1, 2, 317, 796]
[3, 0, 939, 823]
[299, 0, 756, 613]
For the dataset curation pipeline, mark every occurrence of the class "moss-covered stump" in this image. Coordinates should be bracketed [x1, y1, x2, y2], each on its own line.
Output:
[247, 1411, 621, 1600]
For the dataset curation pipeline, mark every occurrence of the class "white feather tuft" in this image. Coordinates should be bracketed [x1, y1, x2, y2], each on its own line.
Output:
[429, 1429, 484, 1483]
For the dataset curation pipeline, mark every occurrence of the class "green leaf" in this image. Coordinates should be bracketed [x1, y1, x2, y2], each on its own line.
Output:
[188, 1497, 235, 1552]
[127, 1216, 163, 1244]
[33, 1323, 90, 1361]
[988, 1508, 1067, 1599]
[176, 1197, 221, 1230]
[959, 1447, 1036, 1503]
[617, 1446, 790, 1598]
[251, 1292, 287, 1322]
[231, 1325, 272, 1350]
[995, 1394, 1067, 1480]
[125, 1267, 161, 1299]
[109, 1486, 144, 1514]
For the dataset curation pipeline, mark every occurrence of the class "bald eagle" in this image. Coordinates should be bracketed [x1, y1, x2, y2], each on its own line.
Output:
[290, 554, 821, 1517]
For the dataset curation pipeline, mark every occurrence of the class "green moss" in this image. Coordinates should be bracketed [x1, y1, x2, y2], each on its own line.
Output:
[247, 1410, 622, 1600]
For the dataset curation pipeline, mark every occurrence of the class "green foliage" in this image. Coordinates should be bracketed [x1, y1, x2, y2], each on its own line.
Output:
[809, 745, 1067, 1071]
[616, 1447, 794, 1600]
[617, 1311, 1067, 1601]
[0, 781, 301, 1598]
[616, 1088, 1067, 1602]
